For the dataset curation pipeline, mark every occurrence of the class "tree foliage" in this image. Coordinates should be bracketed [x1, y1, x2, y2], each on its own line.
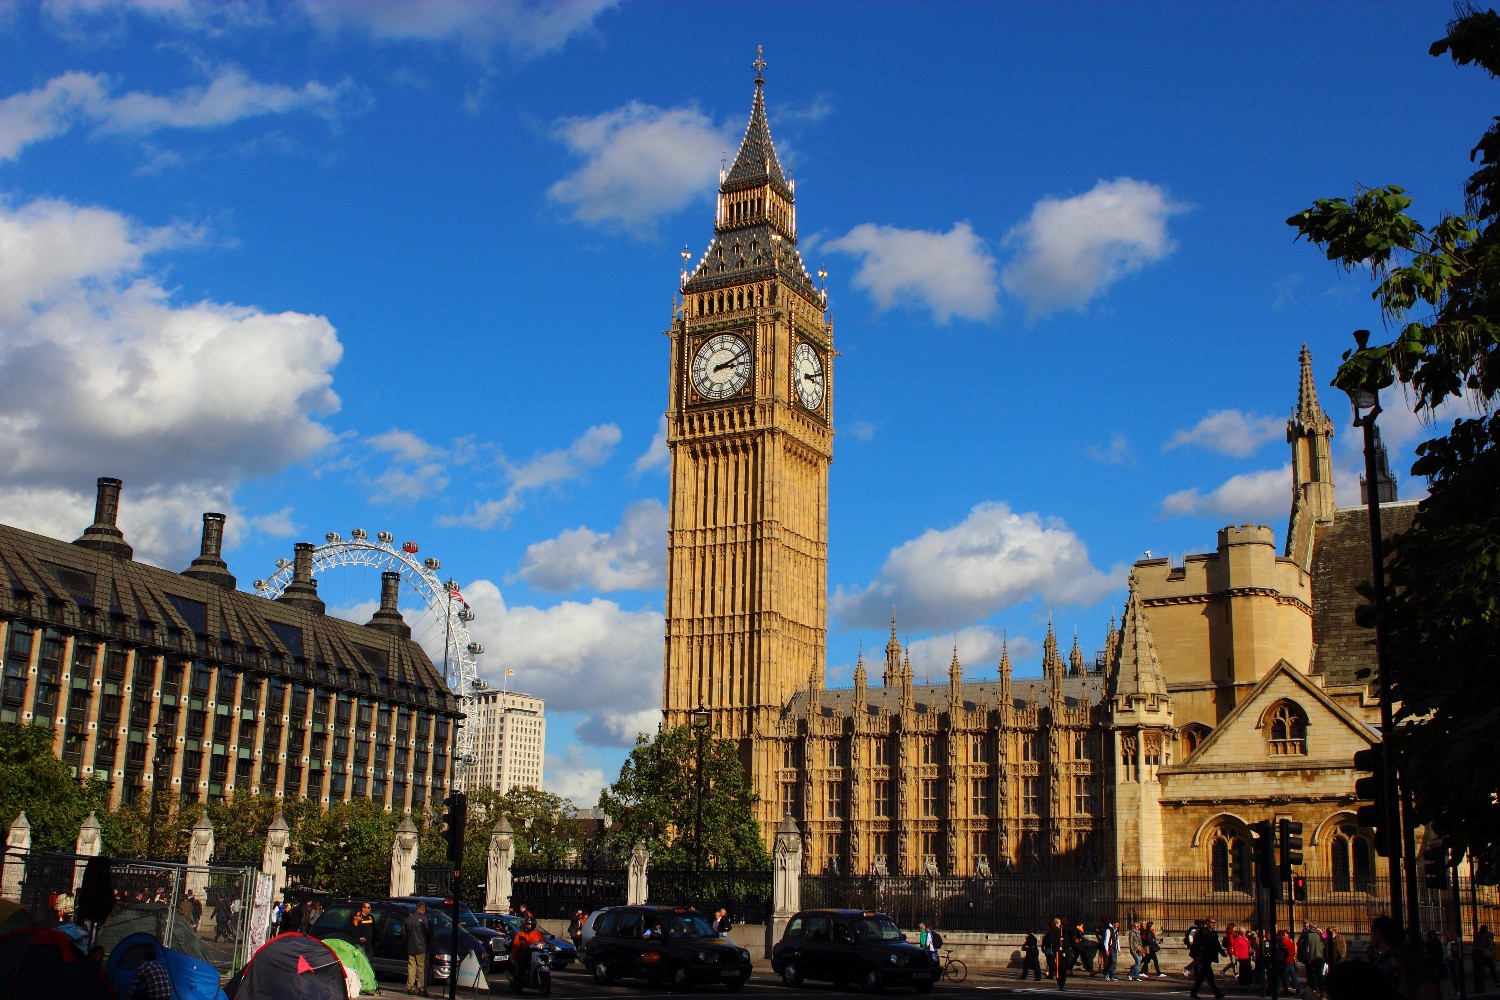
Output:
[0, 723, 109, 851]
[598, 724, 769, 870]
[1287, 1, 1500, 868]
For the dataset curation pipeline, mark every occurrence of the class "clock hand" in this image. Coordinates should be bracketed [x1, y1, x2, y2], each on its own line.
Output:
[713, 352, 747, 372]
[803, 372, 823, 382]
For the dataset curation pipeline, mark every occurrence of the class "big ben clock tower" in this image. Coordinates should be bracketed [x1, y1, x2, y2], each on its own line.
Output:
[663, 49, 832, 831]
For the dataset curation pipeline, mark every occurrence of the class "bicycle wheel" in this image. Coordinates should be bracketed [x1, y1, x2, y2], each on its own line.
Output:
[944, 958, 967, 983]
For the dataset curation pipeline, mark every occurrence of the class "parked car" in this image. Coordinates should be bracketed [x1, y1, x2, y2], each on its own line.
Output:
[586, 905, 752, 990]
[307, 899, 483, 986]
[389, 896, 507, 972]
[485, 913, 579, 970]
[578, 907, 609, 961]
[771, 909, 935, 993]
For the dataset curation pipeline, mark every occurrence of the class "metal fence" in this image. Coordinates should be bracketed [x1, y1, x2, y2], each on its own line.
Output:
[511, 864, 628, 919]
[0, 849, 262, 975]
[800, 872, 1500, 940]
[647, 867, 773, 924]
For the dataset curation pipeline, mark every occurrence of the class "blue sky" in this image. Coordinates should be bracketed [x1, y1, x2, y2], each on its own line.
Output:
[0, 0, 1489, 805]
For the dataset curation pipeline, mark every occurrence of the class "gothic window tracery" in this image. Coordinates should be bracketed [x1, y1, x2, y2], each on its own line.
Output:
[1206, 823, 1249, 893]
[1180, 723, 1211, 759]
[1120, 734, 1138, 782]
[1266, 701, 1309, 756]
[1330, 823, 1376, 893]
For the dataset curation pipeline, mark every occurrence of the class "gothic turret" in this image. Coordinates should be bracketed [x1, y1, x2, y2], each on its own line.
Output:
[1361, 424, 1399, 504]
[997, 635, 1012, 709]
[1286, 344, 1336, 570]
[1106, 573, 1172, 875]
[1107, 576, 1169, 708]
[1069, 630, 1086, 677]
[948, 645, 962, 711]
[883, 614, 901, 687]
[1043, 621, 1064, 710]
[853, 649, 867, 714]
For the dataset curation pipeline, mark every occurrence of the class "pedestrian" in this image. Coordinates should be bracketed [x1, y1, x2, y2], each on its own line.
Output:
[1444, 930, 1463, 994]
[282, 898, 303, 934]
[269, 898, 284, 939]
[129, 954, 172, 1000]
[1219, 923, 1238, 978]
[1189, 916, 1225, 1000]
[1042, 917, 1063, 979]
[1326, 924, 1347, 969]
[1101, 918, 1120, 981]
[1142, 920, 1164, 977]
[1476, 924, 1496, 993]
[405, 900, 434, 996]
[917, 921, 942, 958]
[1056, 920, 1081, 991]
[1230, 923, 1253, 982]
[1182, 918, 1201, 979]
[1019, 926, 1042, 981]
[1127, 921, 1144, 981]
[569, 909, 586, 951]
[1277, 927, 1303, 997]
[1300, 920, 1327, 995]
[352, 901, 376, 964]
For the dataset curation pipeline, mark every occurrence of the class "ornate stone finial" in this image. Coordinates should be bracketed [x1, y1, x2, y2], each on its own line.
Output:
[753, 45, 767, 83]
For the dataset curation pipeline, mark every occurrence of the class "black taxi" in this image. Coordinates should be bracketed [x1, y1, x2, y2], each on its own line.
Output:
[587, 905, 753, 990]
[772, 909, 936, 993]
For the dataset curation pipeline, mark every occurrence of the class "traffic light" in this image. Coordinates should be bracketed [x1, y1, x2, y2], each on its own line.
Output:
[1425, 845, 1451, 890]
[442, 791, 467, 865]
[1352, 745, 1389, 856]
[1233, 837, 1255, 893]
[1293, 876, 1307, 902]
[1279, 818, 1305, 882]
[1250, 819, 1279, 895]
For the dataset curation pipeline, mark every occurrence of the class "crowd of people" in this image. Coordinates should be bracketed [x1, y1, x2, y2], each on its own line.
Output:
[1008, 912, 1494, 998]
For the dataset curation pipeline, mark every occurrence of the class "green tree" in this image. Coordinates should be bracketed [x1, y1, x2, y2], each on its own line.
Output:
[0, 723, 109, 851]
[1287, 2, 1500, 868]
[292, 797, 400, 897]
[598, 724, 769, 870]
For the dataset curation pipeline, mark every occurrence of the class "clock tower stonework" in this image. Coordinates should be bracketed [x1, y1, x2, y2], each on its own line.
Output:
[663, 52, 832, 837]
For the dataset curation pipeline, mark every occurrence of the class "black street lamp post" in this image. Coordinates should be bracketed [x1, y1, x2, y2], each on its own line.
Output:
[691, 705, 711, 894]
[1343, 329, 1409, 932]
[146, 718, 175, 861]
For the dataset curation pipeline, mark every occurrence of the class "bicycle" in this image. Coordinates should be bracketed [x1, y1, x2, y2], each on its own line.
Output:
[939, 949, 967, 983]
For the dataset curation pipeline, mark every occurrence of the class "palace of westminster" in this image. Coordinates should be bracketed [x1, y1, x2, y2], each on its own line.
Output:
[0, 55, 1403, 888]
[660, 55, 1407, 884]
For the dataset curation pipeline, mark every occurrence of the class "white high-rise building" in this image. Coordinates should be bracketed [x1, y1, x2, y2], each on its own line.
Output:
[467, 688, 545, 793]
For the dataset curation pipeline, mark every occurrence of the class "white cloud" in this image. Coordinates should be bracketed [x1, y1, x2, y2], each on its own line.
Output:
[544, 745, 608, 806]
[832, 502, 1119, 632]
[439, 424, 621, 530]
[514, 499, 667, 592]
[1001, 177, 1187, 317]
[1165, 409, 1283, 458]
[632, 415, 668, 478]
[295, 0, 617, 56]
[906, 626, 1005, 681]
[824, 222, 998, 323]
[547, 102, 728, 235]
[1087, 431, 1132, 464]
[0, 67, 353, 161]
[845, 419, 878, 444]
[434, 580, 664, 749]
[1160, 465, 1289, 523]
[0, 196, 342, 566]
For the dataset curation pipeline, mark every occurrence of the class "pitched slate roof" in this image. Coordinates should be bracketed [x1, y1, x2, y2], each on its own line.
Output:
[1309, 501, 1418, 687]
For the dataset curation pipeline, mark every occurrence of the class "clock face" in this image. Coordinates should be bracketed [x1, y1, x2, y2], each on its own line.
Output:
[691, 333, 752, 400]
[794, 341, 825, 410]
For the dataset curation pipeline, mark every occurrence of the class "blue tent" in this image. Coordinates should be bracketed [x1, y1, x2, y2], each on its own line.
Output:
[105, 931, 228, 1000]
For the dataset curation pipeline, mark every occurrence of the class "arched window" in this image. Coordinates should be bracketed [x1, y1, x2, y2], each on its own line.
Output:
[1266, 702, 1308, 756]
[1180, 723, 1211, 759]
[1330, 823, 1376, 893]
[1206, 824, 1248, 893]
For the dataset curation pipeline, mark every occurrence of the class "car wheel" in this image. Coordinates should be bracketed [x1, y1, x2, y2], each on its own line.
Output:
[863, 967, 884, 994]
[781, 962, 803, 987]
[593, 959, 614, 985]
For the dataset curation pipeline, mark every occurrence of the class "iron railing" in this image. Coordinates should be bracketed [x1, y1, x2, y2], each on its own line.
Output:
[646, 867, 773, 924]
[511, 864, 629, 919]
[799, 872, 1500, 940]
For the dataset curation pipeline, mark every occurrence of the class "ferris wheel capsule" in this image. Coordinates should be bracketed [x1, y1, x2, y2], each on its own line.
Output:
[325, 532, 342, 544]
[377, 531, 394, 545]
[402, 541, 419, 554]
[350, 528, 368, 541]
[424, 557, 441, 571]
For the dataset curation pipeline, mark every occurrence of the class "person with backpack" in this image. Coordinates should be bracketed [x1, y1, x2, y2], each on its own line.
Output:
[917, 922, 942, 956]
[1042, 918, 1063, 979]
[1019, 926, 1042, 981]
[1142, 920, 1164, 977]
[1100, 919, 1120, 981]
[1182, 919, 1201, 979]
[1300, 920, 1327, 995]
[1189, 917, 1226, 1000]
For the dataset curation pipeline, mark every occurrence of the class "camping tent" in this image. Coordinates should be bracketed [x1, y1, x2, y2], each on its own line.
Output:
[0, 899, 32, 936]
[105, 931, 228, 1000]
[0, 926, 113, 999]
[320, 936, 377, 995]
[98, 902, 212, 963]
[224, 932, 347, 1000]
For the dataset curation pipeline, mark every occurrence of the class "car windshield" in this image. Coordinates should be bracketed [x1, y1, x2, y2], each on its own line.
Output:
[852, 916, 904, 942]
[657, 912, 718, 939]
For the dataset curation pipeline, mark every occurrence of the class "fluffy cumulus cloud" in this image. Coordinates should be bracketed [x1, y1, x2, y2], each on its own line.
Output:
[440, 424, 621, 530]
[1165, 409, 1284, 458]
[632, 415, 668, 478]
[905, 626, 1007, 681]
[547, 102, 729, 234]
[434, 580, 664, 750]
[0, 196, 342, 567]
[824, 222, 998, 323]
[832, 502, 1119, 632]
[1160, 466, 1289, 524]
[0, 67, 353, 161]
[514, 499, 667, 593]
[544, 744, 609, 805]
[1001, 177, 1187, 317]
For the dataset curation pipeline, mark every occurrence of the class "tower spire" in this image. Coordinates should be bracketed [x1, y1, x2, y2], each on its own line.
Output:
[998, 633, 1012, 709]
[1107, 574, 1168, 703]
[1043, 619, 1064, 708]
[1286, 343, 1337, 570]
